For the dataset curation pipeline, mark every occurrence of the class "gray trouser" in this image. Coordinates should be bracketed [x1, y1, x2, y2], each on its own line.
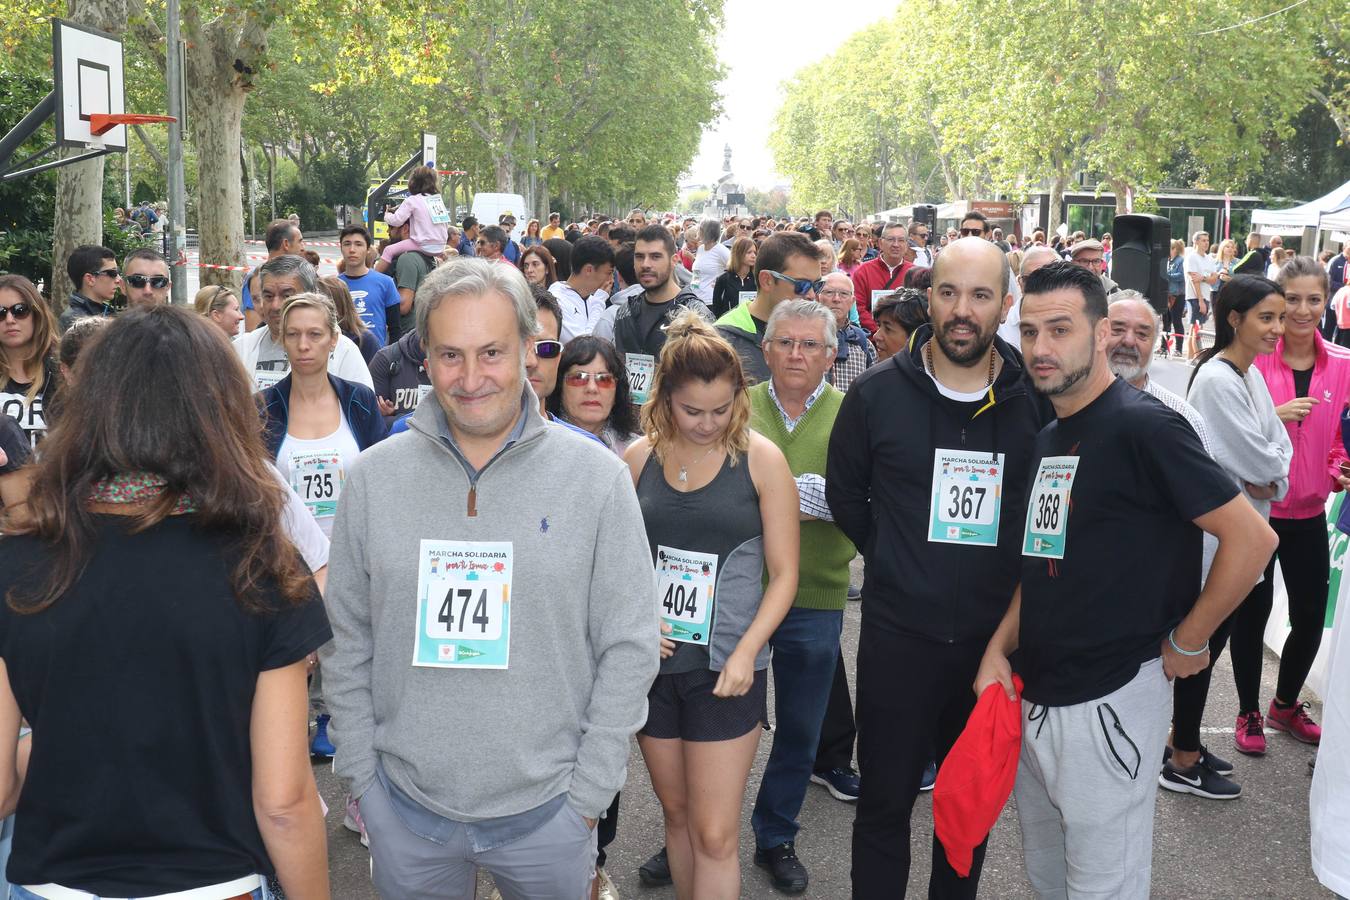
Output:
[1014, 658, 1172, 899]
[360, 777, 596, 900]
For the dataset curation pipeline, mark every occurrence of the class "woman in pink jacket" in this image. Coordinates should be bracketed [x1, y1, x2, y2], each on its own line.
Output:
[1245, 256, 1350, 751]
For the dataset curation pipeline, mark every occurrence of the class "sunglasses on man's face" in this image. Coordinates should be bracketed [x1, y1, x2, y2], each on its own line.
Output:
[766, 271, 825, 297]
[533, 340, 562, 359]
[95, 267, 121, 279]
[959, 227, 985, 237]
[0, 302, 32, 321]
[125, 274, 170, 289]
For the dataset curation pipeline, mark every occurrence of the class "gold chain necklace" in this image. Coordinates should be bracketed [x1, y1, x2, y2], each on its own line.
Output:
[925, 338, 997, 390]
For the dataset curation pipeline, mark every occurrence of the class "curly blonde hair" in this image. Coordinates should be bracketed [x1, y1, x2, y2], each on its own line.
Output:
[641, 309, 751, 465]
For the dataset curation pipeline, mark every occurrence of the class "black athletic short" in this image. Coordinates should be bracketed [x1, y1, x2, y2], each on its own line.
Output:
[640, 667, 767, 742]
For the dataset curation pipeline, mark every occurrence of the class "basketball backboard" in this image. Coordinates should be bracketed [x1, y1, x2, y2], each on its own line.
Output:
[53, 19, 126, 151]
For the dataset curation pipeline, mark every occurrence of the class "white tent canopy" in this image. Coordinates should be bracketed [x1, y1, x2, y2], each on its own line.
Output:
[1251, 180, 1350, 235]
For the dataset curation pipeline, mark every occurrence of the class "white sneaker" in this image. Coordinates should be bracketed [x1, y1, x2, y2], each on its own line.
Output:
[596, 866, 621, 900]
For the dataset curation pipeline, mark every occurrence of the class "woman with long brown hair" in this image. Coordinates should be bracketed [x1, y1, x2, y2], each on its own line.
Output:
[519, 244, 559, 288]
[0, 305, 330, 899]
[0, 275, 58, 448]
[623, 310, 797, 899]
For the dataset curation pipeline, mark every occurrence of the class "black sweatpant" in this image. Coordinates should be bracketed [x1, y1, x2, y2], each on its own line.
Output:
[1230, 513, 1330, 714]
[596, 792, 620, 868]
[852, 626, 986, 900]
[814, 650, 857, 773]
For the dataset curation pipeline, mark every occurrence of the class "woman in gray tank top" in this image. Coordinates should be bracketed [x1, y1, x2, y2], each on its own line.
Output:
[623, 311, 799, 899]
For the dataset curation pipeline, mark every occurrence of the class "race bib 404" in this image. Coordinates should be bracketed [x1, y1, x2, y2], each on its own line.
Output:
[656, 545, 716, 646]
[414, 540, 513, 669]
[1023, 456, 1079, 560]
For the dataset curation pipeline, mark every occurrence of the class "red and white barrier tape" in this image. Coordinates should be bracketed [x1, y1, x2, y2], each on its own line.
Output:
[246, 239, 342, 247]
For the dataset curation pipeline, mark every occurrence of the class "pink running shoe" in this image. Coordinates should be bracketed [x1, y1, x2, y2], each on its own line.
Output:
[1267, 700, 1321, 745]
[344, 793, 369, 848]
[1234, 711, 1266, 755]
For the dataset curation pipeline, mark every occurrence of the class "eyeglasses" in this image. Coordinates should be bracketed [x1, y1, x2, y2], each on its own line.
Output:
[768, 337, 828, 354]
[95, 267, 120, 279]
[125, 274, 170, 289]
[0, 302, 32, 321]
[818, 289, 855, 300]
[959, 228, 985, 237]
[534, 339, 562, 359]
[564, 371, 617, 389]
[766, 271, 824, 296]
[880, 235, 907, 244]
[913, 231, 929, 240]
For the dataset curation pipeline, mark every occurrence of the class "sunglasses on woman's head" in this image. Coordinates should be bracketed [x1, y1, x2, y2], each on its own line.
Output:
[0, 302, 31, 321]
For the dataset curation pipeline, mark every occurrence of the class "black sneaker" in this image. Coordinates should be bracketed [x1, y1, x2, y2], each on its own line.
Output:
[1164, 743, 1234, 776]
[754, 841, 808, 894]
[1159, 759, 1242, 800]
[637, 847, 672, 887]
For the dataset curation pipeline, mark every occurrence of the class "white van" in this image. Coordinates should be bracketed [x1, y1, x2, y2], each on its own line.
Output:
[471, 193, 528, 239]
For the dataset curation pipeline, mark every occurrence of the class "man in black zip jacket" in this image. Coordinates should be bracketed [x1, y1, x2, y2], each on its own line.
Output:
[827, 238, 1046, 899]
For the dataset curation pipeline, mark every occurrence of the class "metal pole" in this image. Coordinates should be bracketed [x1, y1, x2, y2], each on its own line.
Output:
[246, 137, 256, 241]
[165, 0, 187, 304]
[124, 139, 131, 209]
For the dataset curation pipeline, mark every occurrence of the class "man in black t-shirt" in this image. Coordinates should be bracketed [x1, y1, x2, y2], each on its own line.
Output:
[975, 262, 1276, 899]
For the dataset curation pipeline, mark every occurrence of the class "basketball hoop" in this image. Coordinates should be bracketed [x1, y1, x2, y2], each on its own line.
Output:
[90, 113, 175, 135]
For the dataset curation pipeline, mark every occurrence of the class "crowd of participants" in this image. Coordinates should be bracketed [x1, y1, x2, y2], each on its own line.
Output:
[0, 182, 1349, 900]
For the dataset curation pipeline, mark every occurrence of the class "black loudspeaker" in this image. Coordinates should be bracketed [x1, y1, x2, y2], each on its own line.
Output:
[1112, 214, 1171, 314]
[912, 203, 938, 228]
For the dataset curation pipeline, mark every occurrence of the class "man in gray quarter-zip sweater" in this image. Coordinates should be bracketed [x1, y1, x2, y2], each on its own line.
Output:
[320, 257, 659, 900]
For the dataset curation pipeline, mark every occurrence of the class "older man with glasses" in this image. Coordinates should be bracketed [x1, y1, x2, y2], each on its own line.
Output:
[1069, 238, 1120, 295]
[849, 222, 914, 334]
[747, 299, 856, 894]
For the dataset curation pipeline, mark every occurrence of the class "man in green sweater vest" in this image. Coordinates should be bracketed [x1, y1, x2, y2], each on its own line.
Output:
[746, 299, 856, 894]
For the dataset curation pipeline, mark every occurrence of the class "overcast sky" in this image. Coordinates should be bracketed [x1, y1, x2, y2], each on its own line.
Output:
[686, 0, 898, 190]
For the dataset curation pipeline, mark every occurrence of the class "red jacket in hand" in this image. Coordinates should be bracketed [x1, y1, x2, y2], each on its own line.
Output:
[933, 674, 1024, 878]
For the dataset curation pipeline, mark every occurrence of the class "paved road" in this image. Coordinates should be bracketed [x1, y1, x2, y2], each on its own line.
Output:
[315, 555, 1335, 899]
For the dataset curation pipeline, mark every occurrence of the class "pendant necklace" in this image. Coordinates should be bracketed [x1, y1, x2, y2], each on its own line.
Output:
[677, 443, 720, 483]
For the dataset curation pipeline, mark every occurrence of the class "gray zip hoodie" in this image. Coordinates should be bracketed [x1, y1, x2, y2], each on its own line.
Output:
[319, 391, 659, 821]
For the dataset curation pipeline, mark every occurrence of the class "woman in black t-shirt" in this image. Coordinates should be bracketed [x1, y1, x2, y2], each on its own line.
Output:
[0, 275, 58, 449]
[0, 306, 331, 900]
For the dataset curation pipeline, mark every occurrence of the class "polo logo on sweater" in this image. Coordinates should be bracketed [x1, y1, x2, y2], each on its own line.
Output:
[540, 517, 549, 533]
[1325, 390, 1333, 402]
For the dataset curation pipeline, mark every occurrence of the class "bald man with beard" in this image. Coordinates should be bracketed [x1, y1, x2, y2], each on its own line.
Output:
[829, 238, 1050, 899]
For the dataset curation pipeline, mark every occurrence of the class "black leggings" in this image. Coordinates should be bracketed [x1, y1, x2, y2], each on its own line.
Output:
[1171, 611, 1235, 753]
[1230, 513, 1330, 714]
[1161, 294, 1186, 353]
